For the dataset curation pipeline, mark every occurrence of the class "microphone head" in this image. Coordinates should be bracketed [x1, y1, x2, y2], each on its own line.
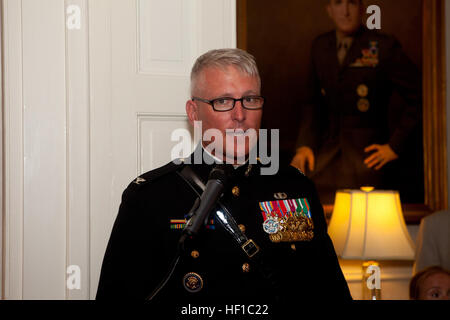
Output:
[208, 164, 233, 183]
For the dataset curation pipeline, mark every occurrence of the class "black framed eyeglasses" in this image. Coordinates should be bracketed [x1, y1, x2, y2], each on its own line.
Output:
[192, 96, 264, 112]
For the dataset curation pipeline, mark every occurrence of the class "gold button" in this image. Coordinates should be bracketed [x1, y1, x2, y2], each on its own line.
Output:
[191, 250, 200, 259]
[232, 186, 240, 197]
[238, 224, 246, 233]
[183, 272, 203, 293]
[357, 98, 370, 112]
[357, 84, 369, 97]
[291, 244, 296, 251]
[242, 263, 250, 273]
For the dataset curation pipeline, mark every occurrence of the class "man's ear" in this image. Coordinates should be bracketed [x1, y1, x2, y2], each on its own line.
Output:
[186, 99, 198, 125]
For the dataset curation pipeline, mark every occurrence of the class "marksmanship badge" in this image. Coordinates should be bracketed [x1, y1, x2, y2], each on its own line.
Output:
[262, 217, 280, 234]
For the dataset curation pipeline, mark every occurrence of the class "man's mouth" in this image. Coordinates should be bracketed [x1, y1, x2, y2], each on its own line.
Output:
[226, 130, 247, 136]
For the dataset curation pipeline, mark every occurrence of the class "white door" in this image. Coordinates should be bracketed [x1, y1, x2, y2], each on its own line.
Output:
[89, 0, 236, 299]
[2, 0, 236, 299]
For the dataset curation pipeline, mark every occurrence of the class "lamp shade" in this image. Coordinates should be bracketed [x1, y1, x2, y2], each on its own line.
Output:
[328, 189, 415, 260]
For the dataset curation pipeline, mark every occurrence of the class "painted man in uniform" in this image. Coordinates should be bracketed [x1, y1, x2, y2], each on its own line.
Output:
[291, 0, 422, 203]
[96, 48, 351, 305]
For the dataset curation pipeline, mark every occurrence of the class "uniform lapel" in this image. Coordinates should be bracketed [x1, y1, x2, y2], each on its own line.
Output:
[326, 32, 340, 73]
[340, 26, 367, 70]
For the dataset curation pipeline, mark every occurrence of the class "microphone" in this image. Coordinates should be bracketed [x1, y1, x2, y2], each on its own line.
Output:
[182, 164, 232, 238]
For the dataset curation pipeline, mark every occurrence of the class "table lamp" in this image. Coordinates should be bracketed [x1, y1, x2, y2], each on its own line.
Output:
[328, 187, 415, 300]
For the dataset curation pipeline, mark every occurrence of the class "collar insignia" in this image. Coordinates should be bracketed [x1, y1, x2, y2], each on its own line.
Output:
[274, 192, 288, 200]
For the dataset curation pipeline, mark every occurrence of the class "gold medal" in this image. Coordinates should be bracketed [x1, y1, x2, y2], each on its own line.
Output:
[268, 215, 314, 243]
[269, 233, 282, 243]
[357, 84, 369, 97]
[260, 199, 315, 244]
[357, 98, 370, 112]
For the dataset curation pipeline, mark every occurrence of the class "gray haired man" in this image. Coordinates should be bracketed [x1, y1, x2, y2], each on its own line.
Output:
[96, 49, 352, 309]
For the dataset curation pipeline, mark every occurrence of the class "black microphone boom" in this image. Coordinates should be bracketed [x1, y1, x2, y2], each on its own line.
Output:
[182, 164, 231, 238]
[146, 164, 231, 301]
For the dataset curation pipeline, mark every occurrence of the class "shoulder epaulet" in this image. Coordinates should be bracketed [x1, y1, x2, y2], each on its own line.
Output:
[122, 158, 186, 200]
[133, 159, 185, 184]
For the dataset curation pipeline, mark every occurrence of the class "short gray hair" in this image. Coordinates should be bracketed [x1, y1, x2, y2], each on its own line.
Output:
[190, 48, 260, 95]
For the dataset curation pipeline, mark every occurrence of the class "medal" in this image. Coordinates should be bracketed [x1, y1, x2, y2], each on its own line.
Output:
[370, 41, 379, 55]
[259, 199, 314, 242]
[263, 216, 280, 234]
[350, 40, 379, 68]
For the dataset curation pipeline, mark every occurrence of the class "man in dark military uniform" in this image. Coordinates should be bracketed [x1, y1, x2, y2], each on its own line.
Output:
[291, 0, 422, 203]
[96, 48, 351, 307]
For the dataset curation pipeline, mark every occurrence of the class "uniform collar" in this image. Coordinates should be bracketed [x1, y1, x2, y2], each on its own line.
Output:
[201, 146, 249, 169]
[187, 146, 259, 183]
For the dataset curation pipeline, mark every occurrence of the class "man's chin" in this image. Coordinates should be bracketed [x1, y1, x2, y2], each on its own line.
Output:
[222, 148, 249, 164]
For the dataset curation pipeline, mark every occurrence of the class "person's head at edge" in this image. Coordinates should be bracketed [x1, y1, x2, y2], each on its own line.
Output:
[327, 0, 364, 37]
[409, 266, 450, 300]
[185, 48, 263, 164]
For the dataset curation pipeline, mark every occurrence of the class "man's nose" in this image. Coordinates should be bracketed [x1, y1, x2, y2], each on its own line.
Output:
[232, 100, 246, 122]
[344, 3, 350, 16]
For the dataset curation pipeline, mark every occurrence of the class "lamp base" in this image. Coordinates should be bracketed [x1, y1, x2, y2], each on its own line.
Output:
[362, 261, 382, 300]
